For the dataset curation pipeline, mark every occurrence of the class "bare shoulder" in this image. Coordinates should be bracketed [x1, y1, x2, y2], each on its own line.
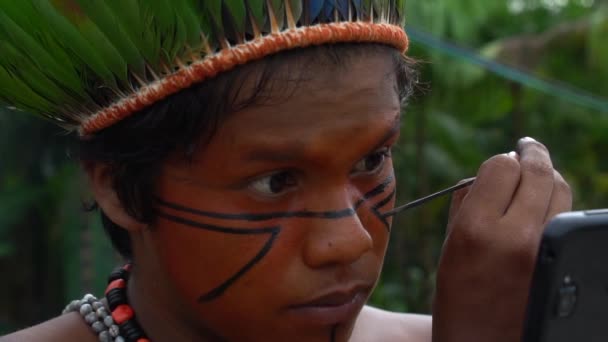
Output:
[0, 312, 96, 342]
[351, 305, 432, 342]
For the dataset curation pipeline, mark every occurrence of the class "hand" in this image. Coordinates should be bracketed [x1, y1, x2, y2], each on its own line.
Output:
[432, 137, 572, 342]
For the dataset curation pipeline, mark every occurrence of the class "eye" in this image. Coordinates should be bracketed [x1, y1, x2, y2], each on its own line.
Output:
[352, 147, 391, 175]
[249, 171, 298, 197]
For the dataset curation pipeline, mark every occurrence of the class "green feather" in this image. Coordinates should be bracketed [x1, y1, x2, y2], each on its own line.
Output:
[73, 18, 129, 82]
[0, 0, 408, 130]
[361, 0, 373, 20]
[0, 63, 53, 115]
[224, 0, 247, 34]
[74, 0, 144, 75]
[288, 0, 303, 25]
[204, 0, 223, 29]
[32, 0, 115, 83]
[0, 9, 83, 95]
[48, 1, 128, 82]
[104, 1, 159, 67]
[373, 0, 390, 19]
[0, 42, 67, 103]
[395, 0, 406, 25]
[198, 11, 215, 50]
[267, 0, 285, 30]
[174, 0, 203, 51]
[246, 0, 266, 31]
[145, 0, 181, 62]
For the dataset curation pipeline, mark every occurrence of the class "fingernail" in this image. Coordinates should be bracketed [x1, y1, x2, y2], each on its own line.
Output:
[508, 151, 518, 159]
[521, 136, 537, 142]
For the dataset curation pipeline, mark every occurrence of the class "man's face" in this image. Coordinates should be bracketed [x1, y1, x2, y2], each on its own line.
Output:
[151, 50, 402, 341]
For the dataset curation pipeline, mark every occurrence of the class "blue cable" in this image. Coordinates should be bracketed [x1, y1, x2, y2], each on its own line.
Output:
[407, 26, 608, 112]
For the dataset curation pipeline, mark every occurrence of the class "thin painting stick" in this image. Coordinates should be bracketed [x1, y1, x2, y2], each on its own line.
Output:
[383, 178, 476, 218]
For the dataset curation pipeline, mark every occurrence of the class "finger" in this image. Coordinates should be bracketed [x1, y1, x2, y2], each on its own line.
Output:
[505, 137, 555, 225]
[544, 170, 573, 225]
[448, 178, 475, 223]
[459, 153, 521, 221]
[446, 181, 473, 237]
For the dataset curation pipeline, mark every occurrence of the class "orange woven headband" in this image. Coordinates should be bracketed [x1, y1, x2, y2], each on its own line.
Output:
[80, 22, 409, 136]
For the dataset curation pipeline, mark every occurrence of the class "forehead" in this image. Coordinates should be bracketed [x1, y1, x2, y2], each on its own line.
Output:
[215, 50, 401, 150]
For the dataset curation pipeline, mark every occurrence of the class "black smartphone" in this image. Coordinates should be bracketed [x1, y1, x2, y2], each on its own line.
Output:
[522, 210, 608, 342]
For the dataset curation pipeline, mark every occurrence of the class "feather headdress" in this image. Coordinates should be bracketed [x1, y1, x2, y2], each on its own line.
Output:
[0, 1, 408, 135]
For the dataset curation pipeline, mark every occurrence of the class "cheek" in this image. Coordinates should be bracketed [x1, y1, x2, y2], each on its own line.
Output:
[152, 220, 282, 305]
[357, 170, 397, 258]
[150, 218, 317, 339]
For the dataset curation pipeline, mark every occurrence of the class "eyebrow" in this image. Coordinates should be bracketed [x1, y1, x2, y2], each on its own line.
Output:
[371, 113, 402, 151]
[243, 112, 402, 163]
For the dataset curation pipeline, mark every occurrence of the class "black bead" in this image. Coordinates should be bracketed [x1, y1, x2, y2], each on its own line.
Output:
[108, 267, 129, 283]
[120, 320, 145, 341]
[106, 288, 127, 311]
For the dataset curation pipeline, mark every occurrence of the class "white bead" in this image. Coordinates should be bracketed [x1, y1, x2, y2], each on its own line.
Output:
[96, 307, 108, 318]
[98, 331, 112, 342]
[85, 312, 98, 324]
[84, 294, 97, 303]
[109, 325, 120, 337]
[92, 301, 104, 310]
[104, 315, 114, 327]
[80, 304, 93, 316]
[92, 321, 106, 333]
[68, 300, 81, 311]
[80, 303, 93, 316]
[115, 336, 125, 342]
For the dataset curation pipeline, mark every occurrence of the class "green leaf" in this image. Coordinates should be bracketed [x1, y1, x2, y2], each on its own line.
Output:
[0, 241, 14, 258]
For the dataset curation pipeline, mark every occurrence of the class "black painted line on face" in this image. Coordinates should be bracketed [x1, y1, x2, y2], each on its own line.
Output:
[157, 212, 280, 302]
[154, 175, 395, 303]
[355, 175, 394, 208]
[156, 175, 394, 222]
[370, 187, 396, 232]
[198, 230, 280, 302]
[156, 212, 278, 235]
[330, 325, 337, 342]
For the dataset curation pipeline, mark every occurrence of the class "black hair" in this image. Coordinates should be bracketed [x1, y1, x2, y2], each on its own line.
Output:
[78, 43, 418, 260]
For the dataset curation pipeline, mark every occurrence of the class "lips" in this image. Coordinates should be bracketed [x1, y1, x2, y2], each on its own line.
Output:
[296, 287, 367, 307]
[285, 284, 371, 326]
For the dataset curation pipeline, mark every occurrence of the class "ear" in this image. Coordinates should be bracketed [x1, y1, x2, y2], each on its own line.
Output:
[82, 161, 147, 232]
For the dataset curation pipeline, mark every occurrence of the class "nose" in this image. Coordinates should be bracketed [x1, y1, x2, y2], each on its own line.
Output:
[302, 207, 373, 269]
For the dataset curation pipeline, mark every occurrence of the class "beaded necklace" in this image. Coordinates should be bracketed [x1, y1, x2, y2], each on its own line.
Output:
[64, 264, 150, 342]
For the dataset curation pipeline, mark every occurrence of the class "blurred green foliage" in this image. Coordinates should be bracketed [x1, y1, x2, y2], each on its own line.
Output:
[2, 0, 608, 333]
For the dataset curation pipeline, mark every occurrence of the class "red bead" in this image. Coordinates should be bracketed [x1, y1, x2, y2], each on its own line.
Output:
[111, 304, 134, 325]
[104, 278, 126, 295]
[137, 339, 151, 342]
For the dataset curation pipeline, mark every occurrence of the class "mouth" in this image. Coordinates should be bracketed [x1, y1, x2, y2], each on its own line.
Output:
[285, 284, 371, 326]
